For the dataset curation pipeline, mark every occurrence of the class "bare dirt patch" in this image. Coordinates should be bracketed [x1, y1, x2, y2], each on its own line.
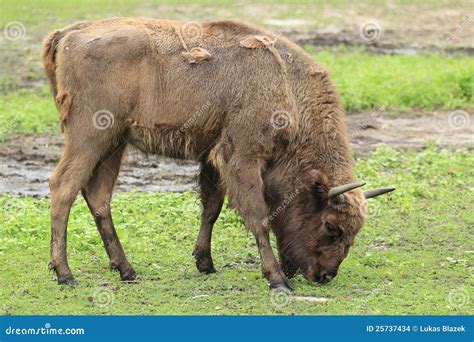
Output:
[139, 1, 474, 52]
[0, 134, 198, 197]
[348, 110, 473, 154]
[0, 111, 471, 196]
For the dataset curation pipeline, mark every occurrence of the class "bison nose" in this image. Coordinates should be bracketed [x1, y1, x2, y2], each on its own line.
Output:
[315, 273, 331, 284]
[315, 270, 337, 284]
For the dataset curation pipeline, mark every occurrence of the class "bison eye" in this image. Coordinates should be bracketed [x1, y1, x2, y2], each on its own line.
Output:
[325, 222, 342, 237]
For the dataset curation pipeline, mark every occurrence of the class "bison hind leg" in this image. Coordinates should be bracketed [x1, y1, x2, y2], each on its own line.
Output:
[81, 144, 136, 282]
[49, 141, 108, 285]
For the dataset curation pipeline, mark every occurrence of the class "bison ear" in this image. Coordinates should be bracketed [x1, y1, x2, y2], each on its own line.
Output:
[307, 169, 329, 202]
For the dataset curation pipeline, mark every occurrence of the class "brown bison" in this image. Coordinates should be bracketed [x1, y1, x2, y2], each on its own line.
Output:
[42, 18, 394, 290]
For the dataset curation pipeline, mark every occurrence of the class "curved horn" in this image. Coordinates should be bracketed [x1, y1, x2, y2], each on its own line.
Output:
[328, 182, 366, 201]
[364, 187, 396, 199]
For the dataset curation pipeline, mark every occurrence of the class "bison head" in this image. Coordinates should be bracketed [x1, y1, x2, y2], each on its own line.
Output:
[269, 170, 394, 284]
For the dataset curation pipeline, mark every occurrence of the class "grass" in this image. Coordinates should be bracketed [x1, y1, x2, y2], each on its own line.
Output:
[1, 50, 472, 141]
[312, 47, 474, 112]
[0, 89, 57, 140]
[0, 146, 472, 315]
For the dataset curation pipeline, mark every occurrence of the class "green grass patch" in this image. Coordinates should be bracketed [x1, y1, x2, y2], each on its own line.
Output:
[0, 146, 472, 315]
[0, 88, 58, 141]
[310, 47, 474, 111]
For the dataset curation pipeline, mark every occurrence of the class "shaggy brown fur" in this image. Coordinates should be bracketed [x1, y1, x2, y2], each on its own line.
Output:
[43, 18, 371, 289]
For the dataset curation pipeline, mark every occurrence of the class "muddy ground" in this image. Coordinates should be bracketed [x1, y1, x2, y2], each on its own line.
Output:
[142, 1, 474, 50]
[1, 111, 472, 197]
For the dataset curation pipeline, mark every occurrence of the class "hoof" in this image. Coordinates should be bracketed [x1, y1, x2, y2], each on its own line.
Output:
[195, 259, 217, 274]
[270, 280, 293, 292]
[120, 268, 137, 281]
[58, 274, 78, 287]
[109, 263, 119, 271]
[193, 251, 217, 274]
[197, 263, 217, 274]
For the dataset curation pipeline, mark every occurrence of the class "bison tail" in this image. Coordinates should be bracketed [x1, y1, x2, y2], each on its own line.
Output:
[42, 30, 63, 98]
[42, 22, 93, 131]
[42, 29, 74, 131]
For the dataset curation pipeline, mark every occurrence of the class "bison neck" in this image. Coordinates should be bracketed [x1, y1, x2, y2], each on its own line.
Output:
[292, 118, 355, 187]
[263, 72, 356, 219]
[289, 73, 355, 188]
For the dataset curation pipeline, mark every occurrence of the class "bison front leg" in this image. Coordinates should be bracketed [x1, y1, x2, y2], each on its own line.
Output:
[193, 162, 224, 273]
[81, 145, 136, 281]
[223, 155, 292, 291]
